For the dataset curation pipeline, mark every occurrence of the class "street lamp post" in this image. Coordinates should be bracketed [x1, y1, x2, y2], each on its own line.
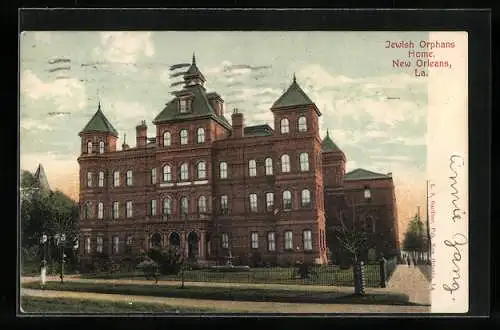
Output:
[40, 233, 47, 287]
[54, 233, 66, 283]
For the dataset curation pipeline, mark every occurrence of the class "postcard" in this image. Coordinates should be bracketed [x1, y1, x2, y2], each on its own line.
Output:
[19, 29, 469, 315]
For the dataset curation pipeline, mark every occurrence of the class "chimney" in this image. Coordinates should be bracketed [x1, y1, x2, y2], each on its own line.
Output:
[136, 120, 147, 148]
[231, 108, 244, 138]
[121, 134, 130, 150]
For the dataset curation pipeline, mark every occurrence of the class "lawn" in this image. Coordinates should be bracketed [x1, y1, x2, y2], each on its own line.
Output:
[22, 281, 414, 306]
[82, 264, 382, 288]
[20, 296, 220, 313]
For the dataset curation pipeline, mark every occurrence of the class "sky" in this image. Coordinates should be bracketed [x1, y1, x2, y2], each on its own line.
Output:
[19, 31, 429, 242]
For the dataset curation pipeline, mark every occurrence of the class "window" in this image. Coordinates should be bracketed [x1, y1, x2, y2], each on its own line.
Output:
[281, 154, 290, 173]
[197, 196, 207, 213]
[126, 170, 133, 186]
[96, 236, 103, 253]
[298, 116, 307, 132]
[85, 201, 93, 219]
[112, 202, 119, 219]
[219, 162, 228, 179]
[98, 171, 104, 187]
[266, 192, 274, 212]
[87, 172, 93, 188]
[265, 158, 273, 176]
[150, 199, 157, 216]
[301, 189, 311, 208]
[283, 190, 292, 211]
[126, 235, 133, 246]
[151, 168, 157, 184]
[280, 118, 289, 134]
[197, 161, 206, 179]
[197, 127, 205, 143]
[99, 141, 105, 153]
[113, 236, 119, 254]
[180, 163, 189, 181]
[222, 233, 229, 249]
[248, 159, 257, 177]
[249, 193, 258, 212]
[163, 131, 171, 146]
[268, 232, 276, 251]
[97, 202, 104, 219]
[125, 201, 133, 218]
[220, 195, 228, 215]
[251, 232, 259, 249]
[163, 165, 172, 182]
[299, 153, 309, 172]
[303, 230, 313, 251]
[163, 198, 172, 216]
[285, 231, 293, 250]
[85, 237, 91, 254]
[113, 171, 120, 187]
[180, 129, 188, 145]
[87, 141, 92, 154]
[180, 197, 189, 215]
[179, 99, 188, 113]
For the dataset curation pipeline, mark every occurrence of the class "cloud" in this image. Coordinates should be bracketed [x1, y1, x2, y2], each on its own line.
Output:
[20, 70, 87, 111]
[93, 32, 155, 65]
[20, 118, 53, 132]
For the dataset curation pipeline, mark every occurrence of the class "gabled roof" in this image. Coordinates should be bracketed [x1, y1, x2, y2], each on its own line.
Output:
[271, 75, 316, 110]
[79, 103, 119, 137]
[344, 168, 392, 181]
[244, 124, 274, 137]
[153, 84, 231, 129]
[34, 164, 51, 191]
[321, 130, 342, 153]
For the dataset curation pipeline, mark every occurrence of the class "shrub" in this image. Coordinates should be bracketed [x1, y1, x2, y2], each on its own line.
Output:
[296, 262, 316, 279]
[136, 259, 159, 281]
[91, 252, 112, 273]
[147, 247, 183, 275]
[250, 251, 263, 268]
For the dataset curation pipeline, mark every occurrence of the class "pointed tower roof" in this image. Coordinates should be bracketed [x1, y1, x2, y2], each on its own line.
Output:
[79, 102, 119, 137]
[321, 130, 342, 153]
[271, 75, 317, 111]
[34, 164, 50, 191]
[184, 53, 206, 82]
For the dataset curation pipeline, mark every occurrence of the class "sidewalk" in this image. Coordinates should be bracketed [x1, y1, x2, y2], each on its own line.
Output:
[387, 265, 431, 305]
[21, 288, 430, 314]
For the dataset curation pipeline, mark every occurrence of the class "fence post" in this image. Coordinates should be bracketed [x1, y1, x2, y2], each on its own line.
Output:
[379, 257, 387, 288]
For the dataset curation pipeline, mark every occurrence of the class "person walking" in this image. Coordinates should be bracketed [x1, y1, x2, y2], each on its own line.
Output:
[406, 255, 411, 267]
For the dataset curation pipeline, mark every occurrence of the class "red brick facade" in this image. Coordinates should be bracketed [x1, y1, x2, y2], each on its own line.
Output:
[77, 57, 399, 268]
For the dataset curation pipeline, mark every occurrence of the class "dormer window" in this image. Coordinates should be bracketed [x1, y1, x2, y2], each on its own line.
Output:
[87, 141, 93, 154]
[179, 99, 189, 113]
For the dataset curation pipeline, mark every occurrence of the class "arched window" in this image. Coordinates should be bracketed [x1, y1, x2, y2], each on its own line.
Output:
[180, 163, 189, 181]
[299, 152, 309, 172]
[281, 154, 291, 173]
[180, 197, 189, 215]
[301, 189, 311, 208]
[280, 118, 289, 134]
[219, 161, 228, 179]
[198, 196, 207, 213]
[197, 161, 207, 179]
[197, 127, 205, 143]
[265, 158, 273, 176]
[298, 116, 307, 132]
[283, 190, 292, 211]
[87, 141, 92, 154]
[163, 198, 172, 216]
[163, 131, 171, 146]
[248, 159, 257, 177]
[180, 129, 188, 145]
[163, 165, 172, 182]
[99, 141, 105, 153]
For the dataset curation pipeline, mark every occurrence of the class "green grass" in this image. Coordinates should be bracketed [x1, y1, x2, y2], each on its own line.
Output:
[20, 296, 221, 313]
[81, 265, 382, 287]
[22, 281, 414, 306]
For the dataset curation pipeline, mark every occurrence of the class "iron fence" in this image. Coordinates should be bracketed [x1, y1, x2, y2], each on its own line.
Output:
[385, 256, 398, 281]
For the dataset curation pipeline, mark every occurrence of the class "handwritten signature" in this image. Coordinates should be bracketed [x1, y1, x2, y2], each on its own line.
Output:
[449, 155, 464, 222]
[442, 233, 468, 296]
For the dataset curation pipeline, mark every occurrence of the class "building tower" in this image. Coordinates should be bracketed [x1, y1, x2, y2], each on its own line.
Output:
[78, 102, 119, 155]
[321, 130, 346, 187]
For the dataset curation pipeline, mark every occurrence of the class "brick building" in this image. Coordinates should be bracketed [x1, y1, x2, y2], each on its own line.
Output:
[77, 55, 399, 268]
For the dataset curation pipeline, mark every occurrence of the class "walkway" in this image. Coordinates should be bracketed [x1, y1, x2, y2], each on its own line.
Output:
[21, 288, 430, 314]
[387, 265, 431, 305]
